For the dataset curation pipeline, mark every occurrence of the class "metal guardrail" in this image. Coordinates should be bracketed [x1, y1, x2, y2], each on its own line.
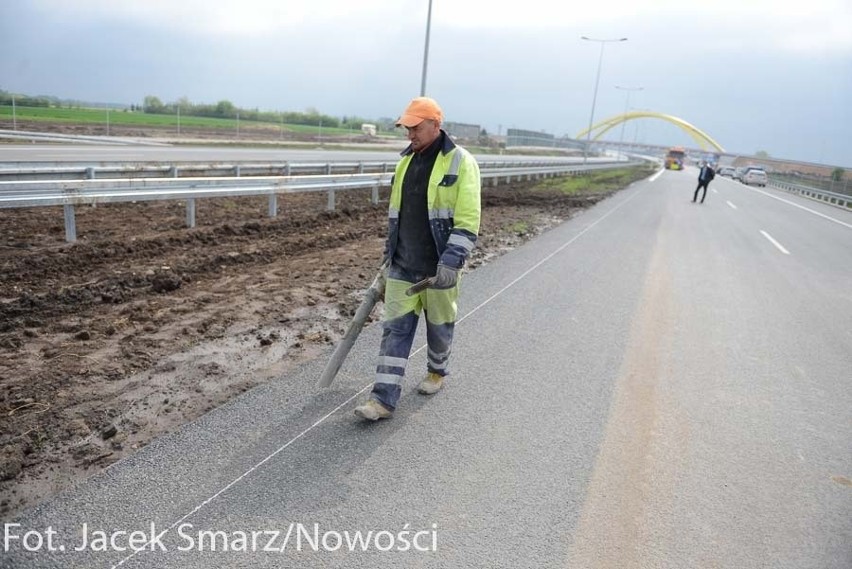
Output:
[768, 180, 852, 210]
[0, 161, 394, 181]
[0, 159, 597, 181]
[0, 160, 642, 242]
[768, 172, 850, 197]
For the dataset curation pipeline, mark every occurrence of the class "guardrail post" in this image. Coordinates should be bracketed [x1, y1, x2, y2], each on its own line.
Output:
[186, 199, 196, 228]
[86, 167, 97, 209]
[371, 185, 379, 205]
[326, 163, 335, 211]
[268, 194, 278, 217]
[63, 204, 77, 242]
[171, 167, 195, 228]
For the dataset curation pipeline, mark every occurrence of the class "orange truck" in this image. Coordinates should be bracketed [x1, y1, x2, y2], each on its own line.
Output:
[664, 146, 686, 170]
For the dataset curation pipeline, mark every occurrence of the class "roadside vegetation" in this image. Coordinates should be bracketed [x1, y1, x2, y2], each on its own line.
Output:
[492, 165, 655, 237]
[533, 165, 656, 195]
[0, 104, 385, 137]
[0, 90, 395, 137]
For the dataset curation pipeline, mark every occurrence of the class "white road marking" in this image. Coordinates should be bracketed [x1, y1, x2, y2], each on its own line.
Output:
[113, 172, 648, 568]
[760, 230, 790, 255]
[727, 201, 738, 210]
[459, 189, 642, 324]
[649, 169, 664, 182]
[113, 388, 371, 567]
[751, 186, 852, 230]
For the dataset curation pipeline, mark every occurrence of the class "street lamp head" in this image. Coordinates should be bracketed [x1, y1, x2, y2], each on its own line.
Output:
[581, 36, 629, 43]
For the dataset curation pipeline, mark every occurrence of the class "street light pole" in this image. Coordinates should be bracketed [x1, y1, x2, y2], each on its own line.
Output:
[615, 85, 643, 147]
[581, 36, 627, 163]
[420, 0, 433, 96]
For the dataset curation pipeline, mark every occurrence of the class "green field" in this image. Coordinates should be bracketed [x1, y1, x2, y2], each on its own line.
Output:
[0, 105, 375, 136]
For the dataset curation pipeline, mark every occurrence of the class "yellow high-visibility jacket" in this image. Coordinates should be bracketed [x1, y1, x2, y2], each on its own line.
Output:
[385, 133, 481, 270]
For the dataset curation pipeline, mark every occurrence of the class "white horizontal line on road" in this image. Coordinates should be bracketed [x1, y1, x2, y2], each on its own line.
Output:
[726, 201, 738, 210]
[760, 230, 791, 255]
[750, 186, 852, 230]
[649, 169, 664, 182]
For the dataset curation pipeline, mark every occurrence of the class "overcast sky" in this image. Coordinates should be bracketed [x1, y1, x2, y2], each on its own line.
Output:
[3, 0, 851, 166]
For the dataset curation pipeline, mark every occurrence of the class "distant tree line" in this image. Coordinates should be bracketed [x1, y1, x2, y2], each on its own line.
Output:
[142, 95, 373, 130]
[0, 90, 379, 131]
[0, 90, 57, 108]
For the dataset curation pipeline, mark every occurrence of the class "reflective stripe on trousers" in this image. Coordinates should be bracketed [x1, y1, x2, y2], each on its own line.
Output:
[371, 266, 460, 410]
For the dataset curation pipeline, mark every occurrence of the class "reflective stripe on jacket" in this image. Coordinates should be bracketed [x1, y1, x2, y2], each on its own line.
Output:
[385, 132, 481, 269]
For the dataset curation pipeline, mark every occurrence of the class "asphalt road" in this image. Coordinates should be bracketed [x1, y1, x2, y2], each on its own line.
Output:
[3, 168, 851, 569]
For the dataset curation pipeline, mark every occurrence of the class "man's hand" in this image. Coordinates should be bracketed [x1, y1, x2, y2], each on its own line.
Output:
[432, 264, 459, 289]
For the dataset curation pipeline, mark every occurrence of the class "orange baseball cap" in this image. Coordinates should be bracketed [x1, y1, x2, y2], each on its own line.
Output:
[395, 97, 443, 127]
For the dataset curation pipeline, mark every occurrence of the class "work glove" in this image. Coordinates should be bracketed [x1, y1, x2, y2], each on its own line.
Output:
[432, 264, 459, 289]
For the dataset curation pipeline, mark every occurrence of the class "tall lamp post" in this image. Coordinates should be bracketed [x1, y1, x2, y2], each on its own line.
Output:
[581, 36, 627, 162]
[615, 85, 643, 147]
[420, 0, 433, 96]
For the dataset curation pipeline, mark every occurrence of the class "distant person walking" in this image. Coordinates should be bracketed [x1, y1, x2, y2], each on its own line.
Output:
[693, 162, 716, 204]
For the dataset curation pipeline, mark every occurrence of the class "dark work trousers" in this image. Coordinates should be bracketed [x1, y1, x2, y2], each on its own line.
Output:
[369, 264, 459, 411]
[693, 180, 710, 203]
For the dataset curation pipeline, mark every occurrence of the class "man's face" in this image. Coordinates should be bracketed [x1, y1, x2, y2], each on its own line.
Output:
[405, 120, 441, 153]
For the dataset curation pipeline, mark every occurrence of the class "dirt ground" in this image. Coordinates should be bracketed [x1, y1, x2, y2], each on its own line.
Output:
[0, 127, 643, 520]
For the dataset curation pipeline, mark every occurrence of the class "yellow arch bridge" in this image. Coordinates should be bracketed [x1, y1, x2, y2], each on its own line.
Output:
[576, 111, 725, 153]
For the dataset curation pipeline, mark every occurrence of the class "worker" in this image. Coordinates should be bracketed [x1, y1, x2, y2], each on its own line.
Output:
[354, 97, 482, 421]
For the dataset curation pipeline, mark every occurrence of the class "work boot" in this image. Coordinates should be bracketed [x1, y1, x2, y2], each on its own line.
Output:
[417, 372, 445, 395]
[354, 399, 392, 421]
